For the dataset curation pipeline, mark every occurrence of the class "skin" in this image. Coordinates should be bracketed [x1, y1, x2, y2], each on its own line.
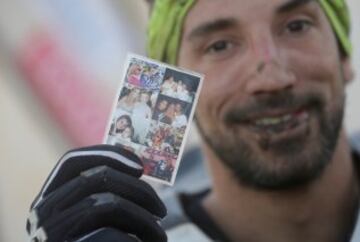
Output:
[128, 64, 141, 76]
[177, 0, 357, 241]
[165, 103, 175, 119]
[129, 89, 140, 100]
[140, 92, 150, 103]
[175, 103, 183, 115]
[119, 89, 140, 108]
[158, 100, 168, 111]
[165, 76, 175, 83]
[116, 117, 129, 131]
[121, 126, 133, 139]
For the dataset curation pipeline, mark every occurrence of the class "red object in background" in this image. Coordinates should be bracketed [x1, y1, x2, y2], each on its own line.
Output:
[17, 30, 111, 146]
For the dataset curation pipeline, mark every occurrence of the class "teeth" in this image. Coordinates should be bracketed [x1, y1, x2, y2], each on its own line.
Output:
[282, 114, 292, 122]
[255, 114, 293, 126]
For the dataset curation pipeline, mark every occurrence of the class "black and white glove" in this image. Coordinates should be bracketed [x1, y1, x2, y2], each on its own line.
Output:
[26, 145, 167, 242]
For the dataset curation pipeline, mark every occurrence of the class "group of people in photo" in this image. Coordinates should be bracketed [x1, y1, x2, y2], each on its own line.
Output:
[152, 97, 188, 129]
[126, 61, 164, 90]
[160, 75, 193, 102]
[113, 86, 154, 144]
[145, 122, 184, 155]
[152, 158, 174, 182]
[141, 149, 176, 182]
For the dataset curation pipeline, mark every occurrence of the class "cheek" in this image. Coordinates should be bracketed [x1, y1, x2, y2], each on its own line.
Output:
[289, 47, 342, 95]
[196, 73, 237, 128]
[183, 59, 249, 127]
[288, 53, 345, 122]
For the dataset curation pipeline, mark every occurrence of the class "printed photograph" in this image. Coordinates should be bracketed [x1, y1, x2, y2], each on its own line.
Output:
[144, 120, 185, 155]
[112, 84, 159, 145]
[140, 147, 177, 183]
[160, 68, 201, 103]
[104, 54, 203, 185]
[125, 57, 166, 91]
[152, 94, 192, 129]
[105, 114, 140, 153]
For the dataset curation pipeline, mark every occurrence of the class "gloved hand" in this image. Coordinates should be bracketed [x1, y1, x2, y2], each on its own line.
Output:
[26, 145, 167, 242]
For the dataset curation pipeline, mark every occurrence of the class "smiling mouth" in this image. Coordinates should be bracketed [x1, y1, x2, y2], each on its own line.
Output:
[245, 108, 310, 135]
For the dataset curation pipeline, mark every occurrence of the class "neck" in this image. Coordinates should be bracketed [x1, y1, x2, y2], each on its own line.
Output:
[203, 130, 359, 242]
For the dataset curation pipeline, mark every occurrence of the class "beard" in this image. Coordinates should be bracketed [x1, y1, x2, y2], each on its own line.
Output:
[196, 89, 345, 190]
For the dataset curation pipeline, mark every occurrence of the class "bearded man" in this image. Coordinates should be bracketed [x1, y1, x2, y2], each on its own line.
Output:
[27, 0, 360, 241]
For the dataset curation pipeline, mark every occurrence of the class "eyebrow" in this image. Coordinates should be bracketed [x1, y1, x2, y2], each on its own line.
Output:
[186, 0, 316, 41]
[277, 0, 316, 14]
[187, 18, 238, 40]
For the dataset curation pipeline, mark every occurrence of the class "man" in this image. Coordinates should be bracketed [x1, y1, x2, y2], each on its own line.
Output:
[27, 0, 360, 241]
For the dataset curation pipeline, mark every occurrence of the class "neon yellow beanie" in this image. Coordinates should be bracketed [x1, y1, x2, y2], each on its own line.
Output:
[147, 0, 351, 65]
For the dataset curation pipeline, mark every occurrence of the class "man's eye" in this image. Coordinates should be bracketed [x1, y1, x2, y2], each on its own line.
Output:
[206, 40, 232, 53]
[286, 19, 312, 34]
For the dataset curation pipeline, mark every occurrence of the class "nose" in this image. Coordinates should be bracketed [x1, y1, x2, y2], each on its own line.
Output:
[244, 34, 297, 95]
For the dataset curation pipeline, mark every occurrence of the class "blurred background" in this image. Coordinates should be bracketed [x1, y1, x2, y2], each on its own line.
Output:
[0, 1, 359, 241]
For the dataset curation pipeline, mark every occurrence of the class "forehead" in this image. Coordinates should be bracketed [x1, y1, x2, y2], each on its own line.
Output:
[183, 0, 320, 32]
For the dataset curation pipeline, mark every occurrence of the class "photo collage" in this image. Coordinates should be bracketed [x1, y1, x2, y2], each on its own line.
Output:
[105, 54, 202, 185]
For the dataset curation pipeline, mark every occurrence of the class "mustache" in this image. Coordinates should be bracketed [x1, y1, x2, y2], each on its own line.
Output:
[224, 90, 325, 124]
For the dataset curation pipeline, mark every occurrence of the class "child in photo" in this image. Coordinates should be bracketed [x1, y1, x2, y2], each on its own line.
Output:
[119, 126, 134, 142]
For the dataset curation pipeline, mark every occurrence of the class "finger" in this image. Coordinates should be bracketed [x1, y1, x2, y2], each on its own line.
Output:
[40, 193, 167, 242]
[73, 227, 138, 242]
[34, 166, 166, 225]
[32, 145, 143, 208]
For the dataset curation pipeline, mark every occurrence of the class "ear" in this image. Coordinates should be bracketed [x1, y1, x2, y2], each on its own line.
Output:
[341, 57, 355, 85]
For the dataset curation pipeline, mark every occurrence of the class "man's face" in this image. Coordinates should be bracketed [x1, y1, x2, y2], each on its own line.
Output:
[178, 0, 352, 189]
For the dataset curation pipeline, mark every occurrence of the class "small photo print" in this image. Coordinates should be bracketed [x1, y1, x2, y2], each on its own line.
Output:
[160, 68, 201, 103]
[125, 58, 166, 91]
[104, 53, 203, 185]
[152, 94, 192, 129]
[144, 120, 185, 155]
[106, 114, 140, 153]
[140, 147, 177, 183]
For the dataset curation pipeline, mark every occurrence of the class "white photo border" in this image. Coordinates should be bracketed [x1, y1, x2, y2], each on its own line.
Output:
[103, 53, 204, 186]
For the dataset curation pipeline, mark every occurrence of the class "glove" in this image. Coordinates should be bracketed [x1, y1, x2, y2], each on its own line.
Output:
[26, 145, 167, 242]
